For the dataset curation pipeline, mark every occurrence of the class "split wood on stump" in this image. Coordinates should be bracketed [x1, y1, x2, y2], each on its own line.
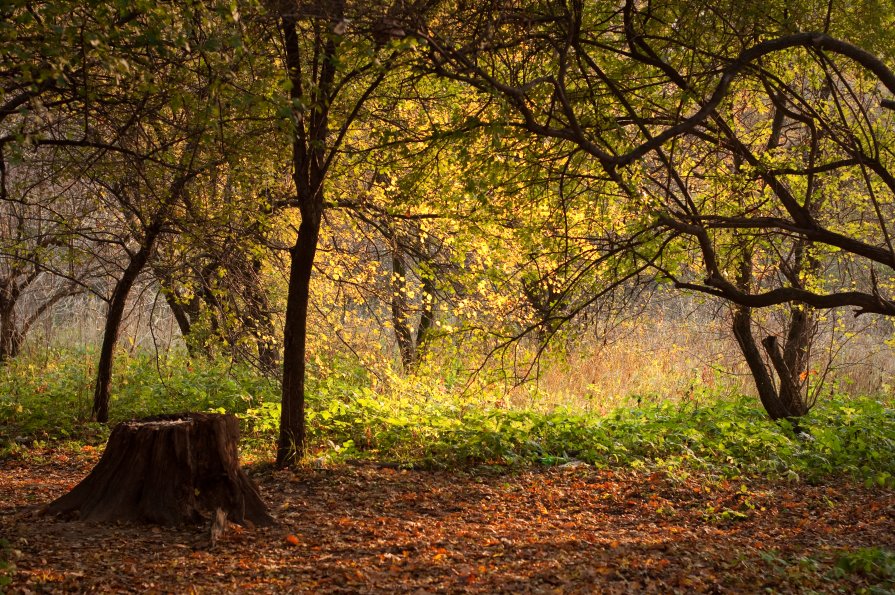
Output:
[44, 413, 273, 527]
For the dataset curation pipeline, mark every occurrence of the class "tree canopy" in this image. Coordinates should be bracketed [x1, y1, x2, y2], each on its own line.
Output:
[2, 0, 895, 461]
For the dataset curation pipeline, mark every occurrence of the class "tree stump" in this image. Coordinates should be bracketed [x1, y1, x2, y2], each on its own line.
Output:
[44, 413, 274, 527]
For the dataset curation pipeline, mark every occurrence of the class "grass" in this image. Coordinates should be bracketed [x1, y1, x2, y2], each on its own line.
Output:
[2, 348, 894, 489]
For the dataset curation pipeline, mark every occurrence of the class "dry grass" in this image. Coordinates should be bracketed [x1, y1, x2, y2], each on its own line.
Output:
[517, 295, 895, 413]
[17, 287, 895, 415]
[520, 315, 748, 413]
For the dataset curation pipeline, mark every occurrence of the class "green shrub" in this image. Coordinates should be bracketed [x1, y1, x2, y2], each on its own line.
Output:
[0, 538, 16, 588]
[291, 380, 895, 485]
[0, 348, 278, 445]
[834, 547, 895, 582]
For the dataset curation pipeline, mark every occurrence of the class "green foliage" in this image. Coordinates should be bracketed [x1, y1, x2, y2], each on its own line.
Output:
[834, 547, 895, 585]
[230, 359, 895, 482]
[0, 538, 15, 588]
[2, 348, 894, 489]
[0, 349, 98, 442]
[291, 384, 895, 484]
[0, 349, 277, 445]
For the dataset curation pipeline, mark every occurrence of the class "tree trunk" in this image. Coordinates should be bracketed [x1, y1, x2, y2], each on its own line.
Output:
[522, 275, 560, 346]
[44, 412, 273, 526]
[731, 243, 807, 420]
[415, 272, 436, 364]
[762, 303, 813, 417]
[246, 256, 279, 374]
[7, 319, 22, 360]
[0, 277, 78, 363]
[0, 304, 19, 363]
[161, 289, 201, 358]
[153, 263, 201, 358]
[731, 305, 792, 420]
[93, 229, 159, 422]
[391, 252, 415, 370]
[276, 3, 343, 466]
[277, 215, 320, 467]
[255, 327, 280, 375]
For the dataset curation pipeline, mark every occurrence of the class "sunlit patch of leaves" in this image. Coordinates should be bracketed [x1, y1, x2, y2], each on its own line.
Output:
[239, 368, 895, 486]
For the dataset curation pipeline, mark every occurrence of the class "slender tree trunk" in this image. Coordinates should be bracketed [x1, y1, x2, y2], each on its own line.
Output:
[731, 305, 792, 420]
[255, 319, 279, 374]
[8, 327, 22, 359]
[762, 304, 813, 417]
[731, 242, 813, 420]
[153, 264, 200, 358]
[198, 263, 224, 345]
[92, 228, 159, 422]
[161, 290, 199, 357]
[414, 273, 436, 364]
[0, 303, 18, 363]
[0, 304, 29, 362]
[391, 252, 415, 370]
[276, 0, 352, 466]
[0, 278, 78, 362]
[277, 214, 320, 467]
[731, 243, 787, 419]
[246, 257, 279, 374]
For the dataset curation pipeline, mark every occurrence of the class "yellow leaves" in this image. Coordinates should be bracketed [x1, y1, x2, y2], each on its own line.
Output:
[434, 320, 455, 332]
[431, 547, 450, 562]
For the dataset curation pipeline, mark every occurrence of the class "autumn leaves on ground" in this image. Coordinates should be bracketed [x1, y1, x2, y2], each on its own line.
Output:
[1, 446, 893, 594]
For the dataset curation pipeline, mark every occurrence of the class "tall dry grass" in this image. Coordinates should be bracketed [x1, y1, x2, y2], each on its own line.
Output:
[14, 282, 895, 416]
[525, 294, 895, 413]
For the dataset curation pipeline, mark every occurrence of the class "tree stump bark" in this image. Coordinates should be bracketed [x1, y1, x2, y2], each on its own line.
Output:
[43, 413, 274, 527]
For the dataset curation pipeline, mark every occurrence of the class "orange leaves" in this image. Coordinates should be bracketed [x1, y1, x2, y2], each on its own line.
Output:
[4, 462, 894, 593]
[799, 369, 818, 382]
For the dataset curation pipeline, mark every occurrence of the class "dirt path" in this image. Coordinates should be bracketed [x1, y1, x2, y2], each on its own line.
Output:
[2, 449, 893, 593]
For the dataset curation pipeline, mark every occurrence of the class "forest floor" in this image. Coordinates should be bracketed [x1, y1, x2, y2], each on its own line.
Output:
[1, 447, 894, 593]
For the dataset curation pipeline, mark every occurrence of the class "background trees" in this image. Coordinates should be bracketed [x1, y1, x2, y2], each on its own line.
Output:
[414, 0, 895, 419]
[2, 0, 895, 462]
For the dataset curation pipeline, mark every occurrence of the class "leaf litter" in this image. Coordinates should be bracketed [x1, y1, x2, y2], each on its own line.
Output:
[1, 447, 893, 593]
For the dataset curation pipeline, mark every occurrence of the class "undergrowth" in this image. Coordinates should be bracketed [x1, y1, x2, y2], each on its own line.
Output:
[290, 381, 895, 487]
[1, 349, 894, 487]
[0, 348, 278, 445]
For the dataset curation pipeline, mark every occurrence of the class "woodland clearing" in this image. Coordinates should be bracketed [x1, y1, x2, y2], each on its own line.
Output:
[2, 447, 893, 594]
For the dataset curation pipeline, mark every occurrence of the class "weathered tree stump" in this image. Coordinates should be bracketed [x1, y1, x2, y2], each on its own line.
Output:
[44, 413, 274, 527]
